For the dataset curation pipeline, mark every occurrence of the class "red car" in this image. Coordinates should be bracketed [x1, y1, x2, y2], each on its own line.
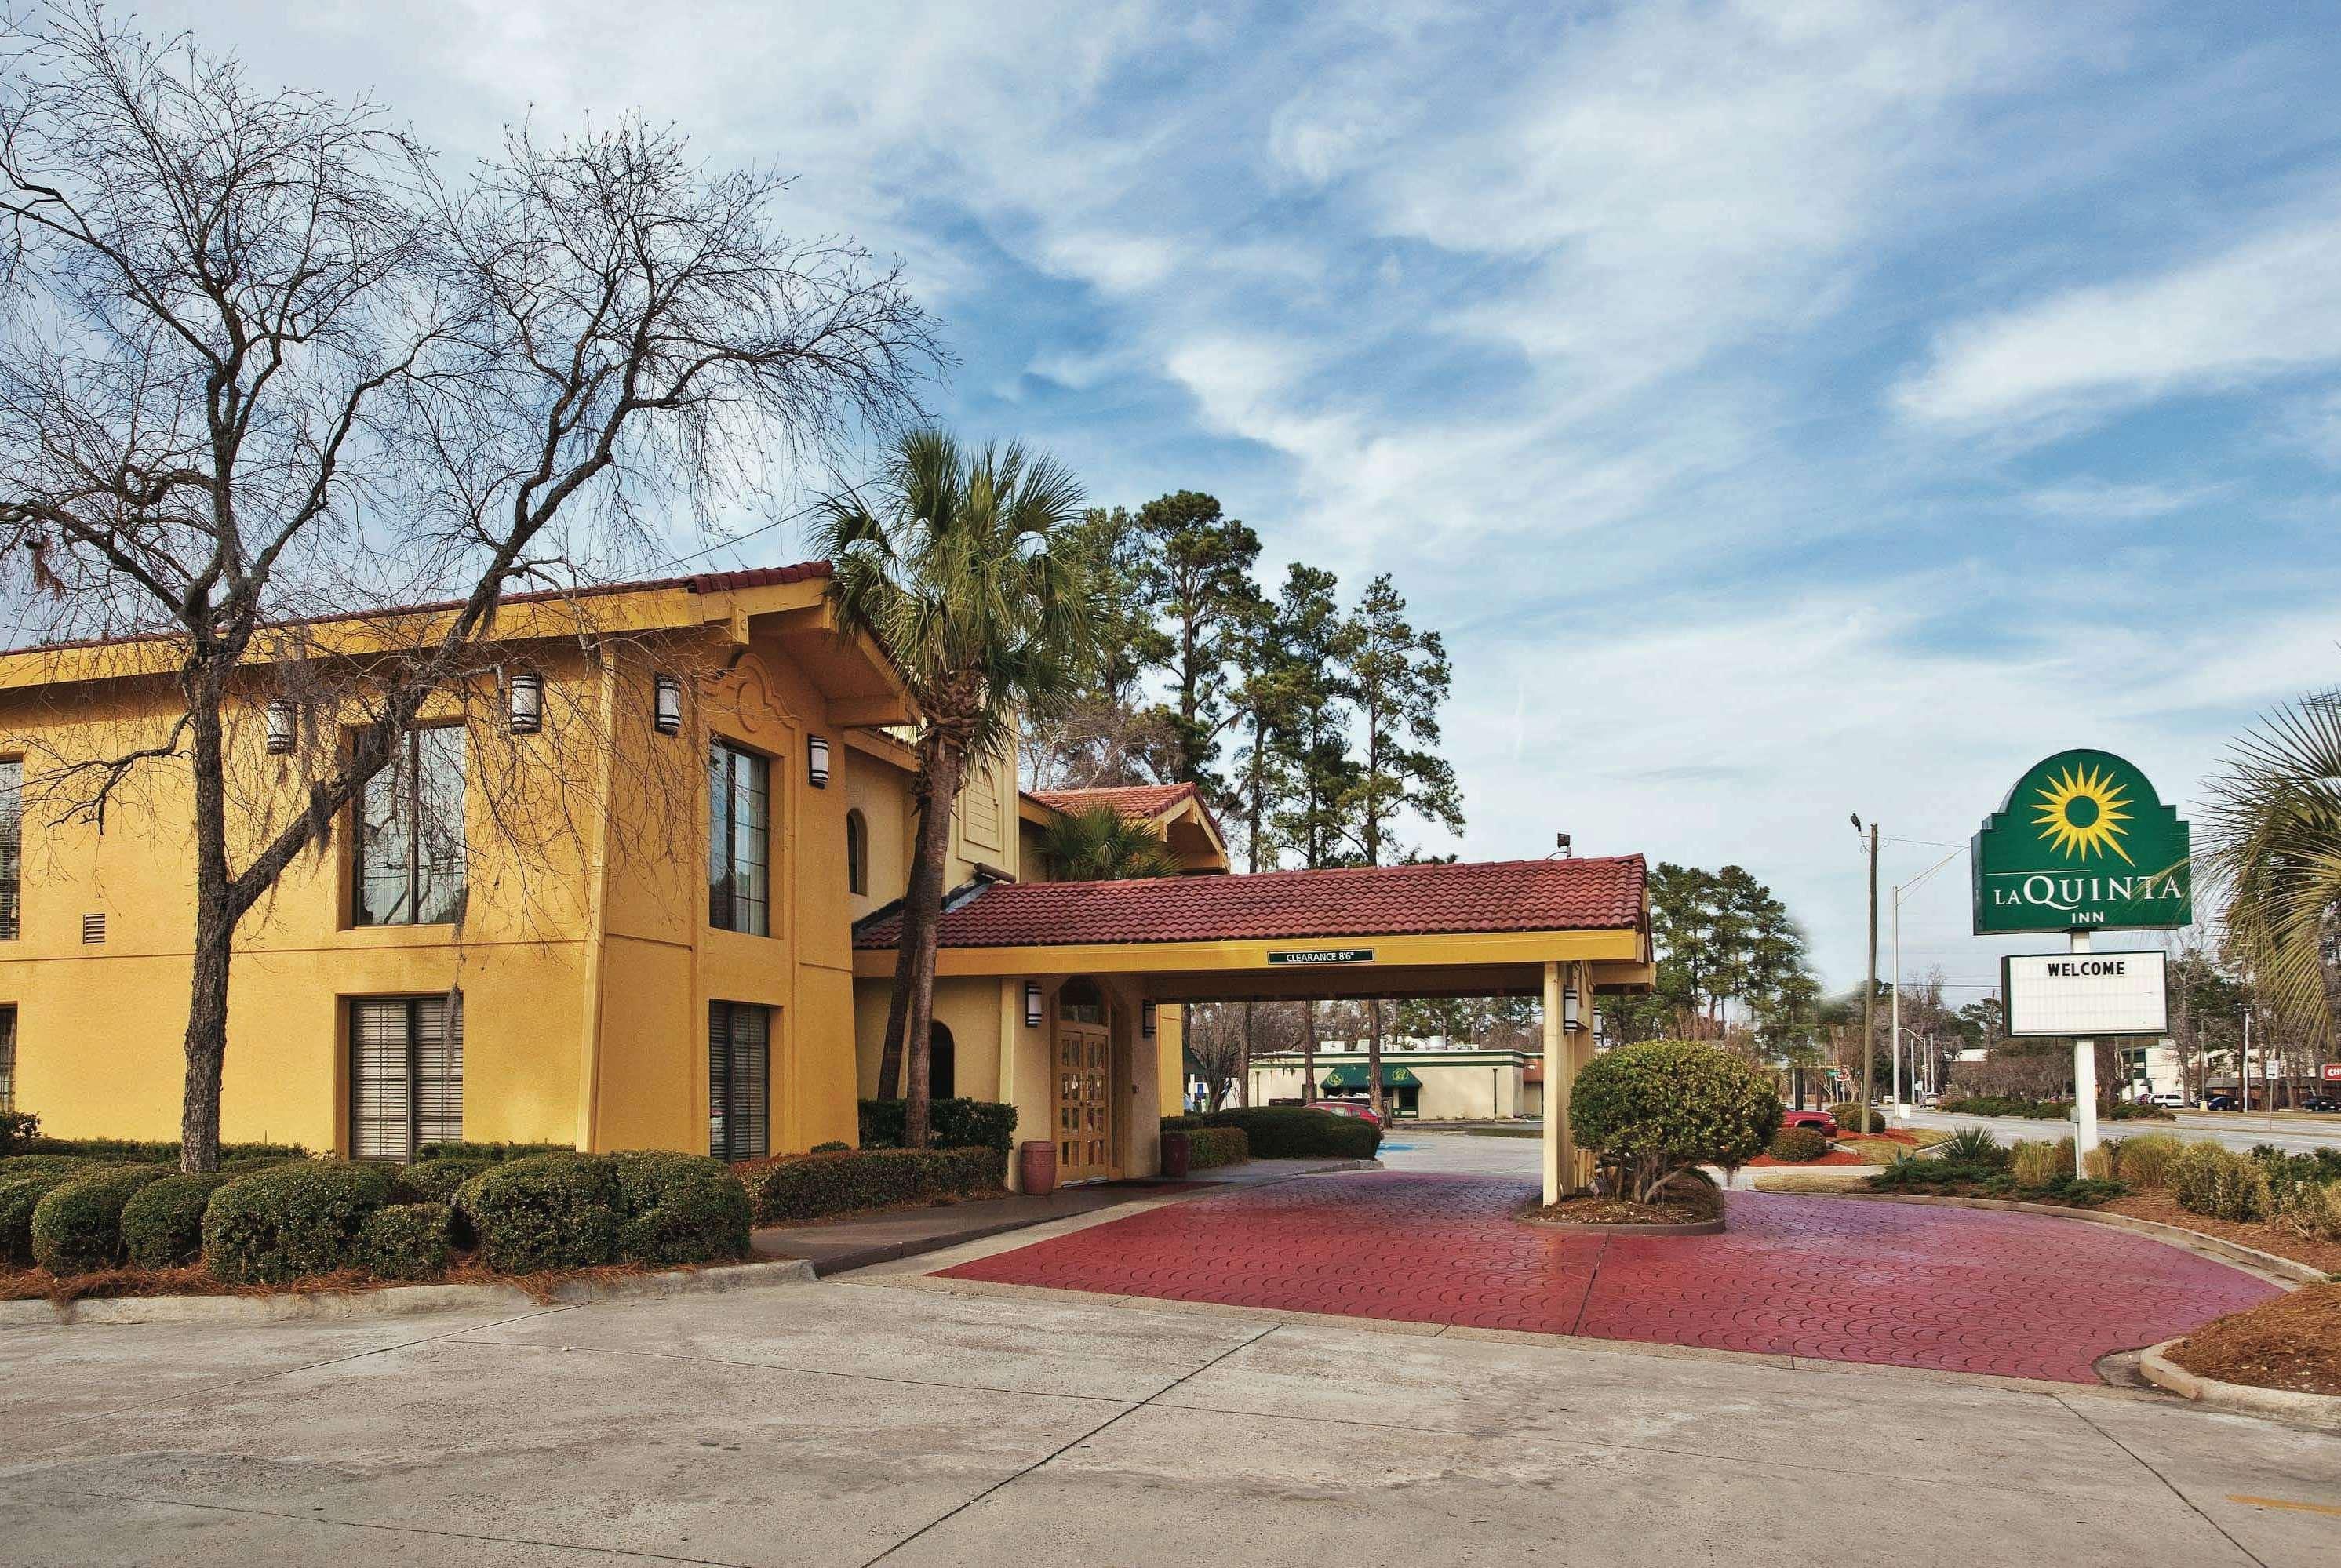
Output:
[1305, 1101, 1385, 1129]
[1779, 1109, 1840, 1139]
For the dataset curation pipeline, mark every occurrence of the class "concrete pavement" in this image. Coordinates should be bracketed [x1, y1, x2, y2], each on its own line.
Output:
[3, 1265, 2336, 1566]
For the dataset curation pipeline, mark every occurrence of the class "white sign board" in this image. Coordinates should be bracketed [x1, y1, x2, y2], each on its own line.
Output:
[2002, 951, 2168, 1038]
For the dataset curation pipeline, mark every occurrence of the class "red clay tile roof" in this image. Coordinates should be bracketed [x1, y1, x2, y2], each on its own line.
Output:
[854, 854, 1646, 949]
[1025, 782, 1204, 822]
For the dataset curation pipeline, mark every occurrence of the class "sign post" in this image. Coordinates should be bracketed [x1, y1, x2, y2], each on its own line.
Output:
[1975, 751, 2191, 1177]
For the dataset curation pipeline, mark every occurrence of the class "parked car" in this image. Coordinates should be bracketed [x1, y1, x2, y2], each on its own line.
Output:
[1305, 1101, 1384, 1128]
[2206, 1094, 2241, 1111]
[1779, 1108, 1840, 1139]
[2148, 1092, 2186, 1109]
[2302, 1096, 2340, 1113]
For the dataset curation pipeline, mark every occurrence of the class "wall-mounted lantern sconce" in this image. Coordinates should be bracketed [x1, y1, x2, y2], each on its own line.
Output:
[506, 671, 543, 735]
[264, 699, 297, 755]
[807, 734, 831, 788]
[1562, 984, 1582, 1032]
[1141, 1001, 1157, 1039]
[652, 675, 683, 736]
[1024, 981, 1043, 1029]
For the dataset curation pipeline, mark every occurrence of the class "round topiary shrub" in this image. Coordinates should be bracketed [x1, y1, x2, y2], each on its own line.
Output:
[120, 1170, 243, 1269]
[457, 1151, 621, 1274]
[397, 1157, 491, 1205]
[202, 1162, 399, 1284]
[31, 1164, 172, 1274]
[1571, 1040, 1782, 1201]
[612, 1150, 752, 1265]
[358, 1202, 453, 1281]
[0, 1163, 97, 1264]
[1766, 1127, 1829, 1164]
[1830, 1102, 1884, 1135]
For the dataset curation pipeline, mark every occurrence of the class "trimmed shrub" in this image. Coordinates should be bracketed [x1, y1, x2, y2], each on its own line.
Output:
[357, 1202, 453, 1281]
[457, 1152, 621, 1274]
[745, 1146, 1003, 1224]
[0, 1152, 94, 1177]
[1185, 1126, 1249, 1170]
[811, 1140, 850, 1153]
[1766, 1127, 1829, 1164]
[1, 1163, 106, 1265]
[1200, 1106, 1382, 1160]
[612, 1150, 752, 1265]
[1571, 1041, 1781, 1201]
[1159, 1115, 1203, 1133]
[31, 1164, 172, 1274]
[2113, 1133, 2185, 1190]
[397, 1158, 492, 1205]
[2172, 1142, 2271, 1223]
[1934, 1096, 2071, 1120]
[0, 1108, 40, 1155]
[14, 1137, 308, 1164]
[120, 1171, 242, 1269]
[859, 1098, 1018, 1155]
[414, 1141, 571, 1162]
[1829, 1102, 1886, 1135]
[2109, 1101, 2175, 1121]
[203, 1162, 398, 1284]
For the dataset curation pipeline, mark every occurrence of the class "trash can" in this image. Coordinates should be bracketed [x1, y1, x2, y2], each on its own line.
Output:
[1160, 1130, 1192, 1179]
[1018, 1139, 1058, 1195]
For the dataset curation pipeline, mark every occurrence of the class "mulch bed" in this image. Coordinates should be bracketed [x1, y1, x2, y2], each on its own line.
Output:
[1520, 1187, 1722, 1227]
[2168, 1282, 2341, 1396]
[0, 1258, 672, 1307]
[2101, 1191, 2341, 1276]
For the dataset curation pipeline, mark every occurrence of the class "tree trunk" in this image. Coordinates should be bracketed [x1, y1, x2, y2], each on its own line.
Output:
[1302, 1002, 1317, 1105]
[901, 741, 963, 1148]
[875, 796, 937, 1101]
[1367, 999, 1386, 1122]
[1239, 999, 1254, 1108]
[179, 681, 233, 1173]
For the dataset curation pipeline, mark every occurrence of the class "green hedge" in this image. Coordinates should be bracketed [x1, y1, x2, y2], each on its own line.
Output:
[358, 1203, 453, 1281]
[858, 1098, 1018, 1154]
[120, 1172, 244, 1270]
[414, 1141, 572, 1162]
[0, 1163, 106, 1265]
[1767, 1127, 1829, 1163]
[1934, 1096, 2073, 1120]
[13, 1137, 311, 1164]
[613, 1151, 752, 1265]
[1200, 1107, 1380, 1159]
[745, 1147, 1004, 1224]
[398, 1158, 493, 1205]
[1185, 1126, 1249, 1169]
[456, 1152, 623, 1274]
[1828, 1102, 1886, 1135]
[0, 1109, 40, 1155]
[30, 1165, 172, 1274]
[203, 1162, 398, 1284]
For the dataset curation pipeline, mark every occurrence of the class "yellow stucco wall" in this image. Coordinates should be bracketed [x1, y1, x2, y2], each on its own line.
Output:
[0, 595, 884, 1160]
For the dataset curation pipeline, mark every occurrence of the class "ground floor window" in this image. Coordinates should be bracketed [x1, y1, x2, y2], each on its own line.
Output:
[709, 1002, 770, 1162]
[928, 1021, 955, 1100]
[0, 1004, 15, 1111]
[350, 995, 462, 1162]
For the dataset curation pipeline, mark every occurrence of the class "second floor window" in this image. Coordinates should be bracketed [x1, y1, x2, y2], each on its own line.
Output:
[846, 808, 868, 897]
[357, 727, 468, 926]
[708, 740, 769, 935]
[0, 759, 18, 941]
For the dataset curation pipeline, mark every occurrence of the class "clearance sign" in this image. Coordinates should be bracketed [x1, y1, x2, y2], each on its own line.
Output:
[1971, 749, 2191, 935]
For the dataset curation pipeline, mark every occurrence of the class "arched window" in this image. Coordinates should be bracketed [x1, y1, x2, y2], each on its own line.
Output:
[845, 808, 868, 897]
[1058, 977, 1105, 1024]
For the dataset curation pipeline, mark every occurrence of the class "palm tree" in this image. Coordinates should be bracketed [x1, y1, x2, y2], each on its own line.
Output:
[1036, 805, 1181, 881]
[2203, 693, 2341, 1061]
[815, 430, 1099, 1145]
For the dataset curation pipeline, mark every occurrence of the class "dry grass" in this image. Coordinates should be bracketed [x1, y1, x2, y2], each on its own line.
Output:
[2101, 1191, 2341, 1275]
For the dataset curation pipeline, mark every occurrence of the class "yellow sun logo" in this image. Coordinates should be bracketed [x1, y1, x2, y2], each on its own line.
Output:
[2032, 764, 2135, 864]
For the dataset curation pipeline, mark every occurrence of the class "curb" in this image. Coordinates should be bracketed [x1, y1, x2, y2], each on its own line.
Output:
[1840, 1191, 2327, 1286]
[0, 1257, 817, 1327]
[2140, 1337, 2341, 1431]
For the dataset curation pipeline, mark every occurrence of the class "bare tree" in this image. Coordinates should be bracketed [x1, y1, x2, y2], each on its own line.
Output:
[0, 7, 935, 1169]
[1185, 1000, 1304, 1111]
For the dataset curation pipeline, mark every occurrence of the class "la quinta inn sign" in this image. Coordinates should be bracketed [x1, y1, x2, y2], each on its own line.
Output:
[1971, 749, 2191, 934]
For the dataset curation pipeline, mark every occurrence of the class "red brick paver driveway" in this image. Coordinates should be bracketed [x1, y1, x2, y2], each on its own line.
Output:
[937, 1173, 2280, 1383]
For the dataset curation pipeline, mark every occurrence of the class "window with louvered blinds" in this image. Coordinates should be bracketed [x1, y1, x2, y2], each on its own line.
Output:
[350, 995, 463, 1161]
[0, 1005, 16, 1112]
[708, 1002, 770, 1162]
[0, 758, 20, 942]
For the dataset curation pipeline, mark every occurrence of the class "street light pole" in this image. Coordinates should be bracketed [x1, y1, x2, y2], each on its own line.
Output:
[1854, 815, 1879, 1123]
[1890, 846, 1963, 1120]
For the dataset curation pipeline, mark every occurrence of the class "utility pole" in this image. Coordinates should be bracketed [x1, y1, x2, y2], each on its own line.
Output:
[1854, 814, 1879, 1124]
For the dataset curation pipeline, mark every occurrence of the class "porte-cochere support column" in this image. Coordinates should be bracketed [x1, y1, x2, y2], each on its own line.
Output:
[1542, 961, 1570, 1204]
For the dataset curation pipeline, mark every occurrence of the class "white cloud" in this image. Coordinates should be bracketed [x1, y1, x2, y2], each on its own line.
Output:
[1896, 210, 2341, 430]
[2019, 478, 2228, 520]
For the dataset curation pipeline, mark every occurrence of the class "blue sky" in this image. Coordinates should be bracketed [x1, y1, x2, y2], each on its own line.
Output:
[181, 0, 2341, 998]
